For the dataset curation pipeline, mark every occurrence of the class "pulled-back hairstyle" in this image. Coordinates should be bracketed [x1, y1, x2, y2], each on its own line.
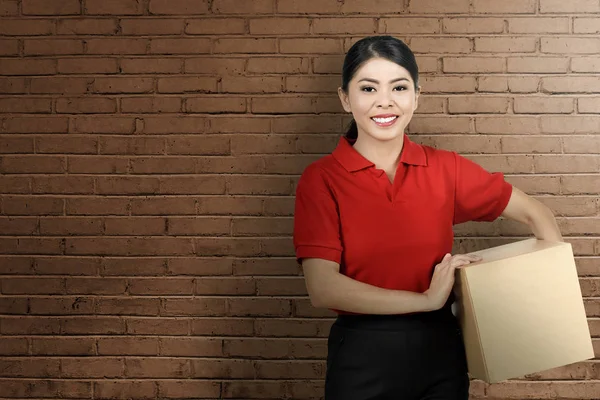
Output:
[341, 36, 419, 140]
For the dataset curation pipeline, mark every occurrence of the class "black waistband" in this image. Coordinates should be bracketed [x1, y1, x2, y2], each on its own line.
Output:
[334, 305, 458, 331]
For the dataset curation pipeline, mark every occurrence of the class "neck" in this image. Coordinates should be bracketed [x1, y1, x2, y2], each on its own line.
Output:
[352, 133, 405, 170]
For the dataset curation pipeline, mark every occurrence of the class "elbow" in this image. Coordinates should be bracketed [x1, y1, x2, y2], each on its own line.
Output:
[308, 291, 330, 309]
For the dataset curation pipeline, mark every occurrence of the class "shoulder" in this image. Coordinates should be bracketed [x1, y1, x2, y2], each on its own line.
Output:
[297, 154, 339, 192]
[413, 140, 458, 169]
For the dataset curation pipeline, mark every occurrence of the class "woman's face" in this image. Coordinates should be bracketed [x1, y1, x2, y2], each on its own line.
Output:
[338, 57, 419, 142]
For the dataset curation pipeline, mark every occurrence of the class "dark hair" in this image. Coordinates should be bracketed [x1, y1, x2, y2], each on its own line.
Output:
[341, 36, 419, 140]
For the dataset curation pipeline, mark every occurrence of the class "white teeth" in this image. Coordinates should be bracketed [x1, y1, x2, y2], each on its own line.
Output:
[372, 116, 397, 123]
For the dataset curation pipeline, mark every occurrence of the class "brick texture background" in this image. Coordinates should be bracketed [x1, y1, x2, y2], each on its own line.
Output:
[0, 0, 599, 399]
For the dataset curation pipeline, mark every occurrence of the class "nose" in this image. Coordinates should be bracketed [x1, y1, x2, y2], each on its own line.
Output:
[376, 90, 393, 108]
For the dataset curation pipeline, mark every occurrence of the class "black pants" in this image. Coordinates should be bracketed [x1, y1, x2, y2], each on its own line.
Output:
[325, 306, 470, 400]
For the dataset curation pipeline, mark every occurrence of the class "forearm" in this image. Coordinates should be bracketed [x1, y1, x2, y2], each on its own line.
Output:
[310, 270, 432, 315]
[527, 203, 563, 242]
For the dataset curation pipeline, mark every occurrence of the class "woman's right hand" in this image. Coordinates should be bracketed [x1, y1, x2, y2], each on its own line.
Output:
[423, 253, 482, 311]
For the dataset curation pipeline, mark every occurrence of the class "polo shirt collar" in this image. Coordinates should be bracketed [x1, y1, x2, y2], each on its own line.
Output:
[332, 134, 427, 173]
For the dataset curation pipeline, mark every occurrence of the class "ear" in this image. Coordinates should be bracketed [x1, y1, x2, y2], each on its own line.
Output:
[413, 85, 421, 111]
[338, 87, 352, 113]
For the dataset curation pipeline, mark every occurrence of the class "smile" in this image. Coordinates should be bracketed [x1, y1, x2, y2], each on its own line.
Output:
[371, 115, 398, 126]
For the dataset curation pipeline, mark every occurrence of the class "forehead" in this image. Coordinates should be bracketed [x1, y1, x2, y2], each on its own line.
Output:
[352, 57, 413, 82]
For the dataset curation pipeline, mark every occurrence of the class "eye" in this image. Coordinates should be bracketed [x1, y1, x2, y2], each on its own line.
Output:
[360, 86, 376, 92]
[393, 86, 408, 91]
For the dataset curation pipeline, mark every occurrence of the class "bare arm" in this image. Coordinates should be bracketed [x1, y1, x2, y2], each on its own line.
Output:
[501, 186, 563, 242]
[302, 254, 478, 314]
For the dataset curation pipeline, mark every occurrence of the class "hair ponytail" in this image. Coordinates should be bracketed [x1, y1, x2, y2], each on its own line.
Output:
[344, 119, 358, 141]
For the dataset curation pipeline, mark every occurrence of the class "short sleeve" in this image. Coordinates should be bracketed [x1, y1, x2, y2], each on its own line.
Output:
[293, 165, 343, 264]
[453, 153, 513, 225]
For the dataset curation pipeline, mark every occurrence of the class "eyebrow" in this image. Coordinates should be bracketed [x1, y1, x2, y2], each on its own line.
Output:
[357, 77, 410, 84]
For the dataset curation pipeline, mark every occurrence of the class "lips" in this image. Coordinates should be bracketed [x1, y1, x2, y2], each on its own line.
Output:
[371, 115, 398, 126]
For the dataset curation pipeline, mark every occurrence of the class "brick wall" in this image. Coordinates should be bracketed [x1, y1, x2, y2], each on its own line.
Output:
[0, 0, 598, 398]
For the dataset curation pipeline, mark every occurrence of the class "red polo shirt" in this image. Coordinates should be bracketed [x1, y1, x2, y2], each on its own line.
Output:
[293, 134, 512, 311]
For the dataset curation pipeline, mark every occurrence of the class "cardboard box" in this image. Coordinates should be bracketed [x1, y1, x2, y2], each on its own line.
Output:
[453, 238, 594, 383]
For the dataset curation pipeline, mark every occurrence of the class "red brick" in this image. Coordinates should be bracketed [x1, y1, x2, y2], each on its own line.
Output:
[98, 337, 159, 355]
[98, 136, 165, 155]
[0, 136, 34, 153]
[150, 38, 211, 54]
[475, 116, 539, 134]
[57, 18, 119, 34]
[231, 133, 297, 153]
[0, 298, 28, 314]
[121, 58, 182, 74]
[130, 156, 195, 174]
[126, 357, 191, 378]
[104, 217, 167, 235]
[574, 18, 600, 34]
[185, 57, 245, 74]
[540, 0, 600, 13]
[443, 18, 505, 33]
[562, 175, 600, 195]
[247, 57, 309, 74]
[2, 277, 63, 294]
[143, 116, 207, 134]
[543, 77, 600, 93]
[263, 197, 296, 217]
[408, 117, 471, 134]
[277, 0, 340, 13]
[0, 359, 60, 377]
[168, 257, 233, 276]
[208, 116, 270, 133]
[286, 76, 339, 93]
[260, 238, 295, 257]
[541, 116, 600, 134]
[195, 277, 255, 295]
[223, 381, 286, 399]
[233, 258, 300, 276]
[443, 57, 504, 73]
[0, 338, 28, 355]
[66, 197, 129, 216]
[34, 257, 100, 275]
[1, 155, 65, 174]
[227, 175, 294, 195]
[158, 380, 221, 398]
[280, 38, 342, 54]
[39, 216, 102, 234]
[0, 19, 54, 35]
[92, 77, 153, 94]
[121, 18, 184, 34]
[186, 17, 245, 34]
[475, 37, 537, 53]
[101, 258, 166, 276]
[382, 17, 441, 34]
[501, 136, 561, 154]
[542, 38, 600, 54]
[313, 17, 375, 34]
[57, 57, 119, 74]
[157, 77, 216, 93]
[61, 316, 125, 334]
[0, 379, 91, 398]
[0, 97, 52, 113]
[62, 357, 124, 378]
[95, 381, 157, 399]
[24, 39, 84, 56]
[56, 97, 117, 113]
[85, 0, 144, 15]
[220, 76, 280, 93]
[213, 0, 273, 13]
[129, 278, 194, 295]
[0, 256, 34, 275]
[420, 76, 476, 93]
[129, 197, 196, 215]
[507, 57, 569, 73]
[149, 0, 210, 15]
[66, 237, 194, 256]
[247, 17, 308, 35]
[409, 0, 469, 13]
[185, 96, 246, 113]
[0, 77, 25, 94]
[86, 38, 148, 54]
[29, 296, 94, 314]
[214, 38, 277, 54]
[160, 337, 222, 356]
[0, 217, 37, 235]
[509, 17, 569, 33]
[0, 39, 18, 55]
[514, 97, 573, 114]
[31, 337, 95, 355]
[23, 0, 80, 15]
[449, 96, 509, 113]
[3, 196, 63, 215]
[473, 0, 535, 13]
[96, 298, 160, 316]
[196, 195, 263, 214]
[504, 175, 560, 195]
[0, 0, 19, 16]
[257, 360, 322, 379]
[0, 176, 31, 193]
[68, 156, 129, 174]
[256, 277, 306, 296]
[66, 277, 127, 294]
[411, 37, 472, 53]
[579, 98, 600, 113]
[228, 298, 291, 317]
[126, 318, 189, 335]
[121, 97, 182, 113]
[72, 116, 137, 133]
[294, 298, 335, 317]
[166, 216, 229, 236]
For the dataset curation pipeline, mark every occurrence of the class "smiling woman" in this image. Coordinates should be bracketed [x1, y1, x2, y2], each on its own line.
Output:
[292, 35, 563, 400]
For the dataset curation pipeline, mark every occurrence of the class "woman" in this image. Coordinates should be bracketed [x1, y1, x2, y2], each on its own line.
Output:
[293, 36, 563, 400]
